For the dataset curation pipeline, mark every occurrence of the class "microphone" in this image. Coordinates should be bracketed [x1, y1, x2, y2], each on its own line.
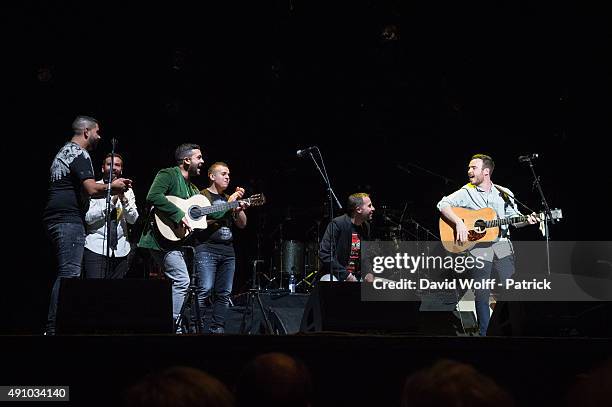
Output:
[296, 146, 317, 157]
[518, 153, 538, 163]
[383, 215, 398, 225]
[111, 138, 118, 149]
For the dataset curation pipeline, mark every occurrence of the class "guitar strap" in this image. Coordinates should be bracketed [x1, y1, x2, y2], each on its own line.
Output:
[496, 183, 541, 216]
[494, 185, 515, 239]
[494, 184, 513, 210]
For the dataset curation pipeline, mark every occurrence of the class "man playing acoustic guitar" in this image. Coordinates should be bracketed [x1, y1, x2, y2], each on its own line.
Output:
[138, 143, 205, 330]
[437, 154, 538, 336]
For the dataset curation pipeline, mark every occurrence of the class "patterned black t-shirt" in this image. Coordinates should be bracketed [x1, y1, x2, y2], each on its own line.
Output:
[43, 142, 95, 225]
[193, 191, 235, 256]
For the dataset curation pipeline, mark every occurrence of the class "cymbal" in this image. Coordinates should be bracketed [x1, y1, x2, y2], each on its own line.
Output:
[375, 225, 400, 232]
[379, 207, 405, 217]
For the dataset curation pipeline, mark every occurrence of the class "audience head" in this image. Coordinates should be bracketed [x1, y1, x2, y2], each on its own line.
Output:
[565, 358, 612, 407]
[123, 366, 234, 407]
[401, 359, 514, 407]
[236, 352, 312, 407]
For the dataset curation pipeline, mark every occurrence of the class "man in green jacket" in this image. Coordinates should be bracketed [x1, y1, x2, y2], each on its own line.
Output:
[138, 143, 204, 329]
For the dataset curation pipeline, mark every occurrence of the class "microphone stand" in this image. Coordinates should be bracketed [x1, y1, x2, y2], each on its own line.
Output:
[409, 217, 440, 241]
[103, 139, 117, 278]
[398, 202, 408, 241]
[522, 157, 555, 275]
[396, 162, 456, 186]
[307, 147, 342, 282]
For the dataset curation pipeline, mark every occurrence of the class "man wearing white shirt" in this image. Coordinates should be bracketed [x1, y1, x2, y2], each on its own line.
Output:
[84, 153, 139, 279]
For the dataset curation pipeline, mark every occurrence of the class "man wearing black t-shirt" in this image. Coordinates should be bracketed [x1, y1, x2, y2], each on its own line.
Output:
[319, 193, 375, 282]
[43, 116, 132, 334]
[193, 162, 249, 334]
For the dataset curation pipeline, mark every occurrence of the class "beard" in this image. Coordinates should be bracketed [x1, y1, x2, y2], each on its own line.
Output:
[469, 174, 483, 185]
[89, 137, 100, 151]
[188, 164, 200, 177]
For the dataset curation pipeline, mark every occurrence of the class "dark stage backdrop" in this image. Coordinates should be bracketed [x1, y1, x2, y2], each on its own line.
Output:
[6, 0, 611, 333]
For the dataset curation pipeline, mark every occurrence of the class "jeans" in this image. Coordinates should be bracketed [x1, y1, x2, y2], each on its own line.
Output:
[150, 250, 190, 320]
[46, 222, 86, 334]
[82, 248, 129, 279]
[195, 251, 235, 333]
[471, 255, 515, 336]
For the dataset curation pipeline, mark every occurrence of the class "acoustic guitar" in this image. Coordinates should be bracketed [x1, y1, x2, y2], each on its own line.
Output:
[155, 193, 265, 242]
[439, 207, 562, 253]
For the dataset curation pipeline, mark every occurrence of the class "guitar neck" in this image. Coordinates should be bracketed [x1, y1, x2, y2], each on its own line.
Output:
[485, 214, 530, 228]
[200, 200, 241, 216]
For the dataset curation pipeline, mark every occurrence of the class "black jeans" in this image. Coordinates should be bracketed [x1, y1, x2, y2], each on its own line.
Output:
[45, 222, 85, 334]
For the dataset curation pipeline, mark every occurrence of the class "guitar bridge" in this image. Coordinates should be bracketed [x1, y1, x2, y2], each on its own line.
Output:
[467, 230, 486, 242]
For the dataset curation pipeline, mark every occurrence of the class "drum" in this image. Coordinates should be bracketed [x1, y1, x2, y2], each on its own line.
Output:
[281, 240, 305, 275]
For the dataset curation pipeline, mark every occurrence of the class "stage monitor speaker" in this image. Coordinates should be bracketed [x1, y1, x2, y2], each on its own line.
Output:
[300, 282, 421, 334]
[239, 292, 310, 335]
[487, 301, 612, 337]
[266, 293, 310, 335]
[56, 279, 173, 334]
[417, 311, 479, 336]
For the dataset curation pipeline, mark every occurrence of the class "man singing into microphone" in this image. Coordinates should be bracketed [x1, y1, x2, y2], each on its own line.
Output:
[436, 154, 538, 336]
[83, 153, 139, 279]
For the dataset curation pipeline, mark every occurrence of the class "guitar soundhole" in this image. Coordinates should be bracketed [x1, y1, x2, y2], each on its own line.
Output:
[189, 206, 203, 220]
[473, 219, 486, 233]
[469, 219, 487, 242]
